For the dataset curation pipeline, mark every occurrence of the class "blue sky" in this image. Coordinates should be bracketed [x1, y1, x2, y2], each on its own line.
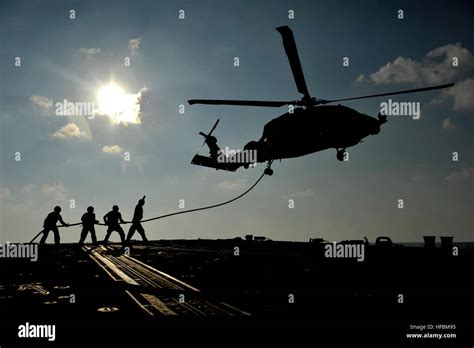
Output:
[1, 0, 473, 243]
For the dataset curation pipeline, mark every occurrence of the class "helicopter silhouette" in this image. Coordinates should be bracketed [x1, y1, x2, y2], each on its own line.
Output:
[188, 26, 454, 175]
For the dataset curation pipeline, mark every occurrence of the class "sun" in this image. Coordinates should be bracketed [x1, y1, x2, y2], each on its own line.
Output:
[97, 83, 141, 125]
[97, 83, 125, 116]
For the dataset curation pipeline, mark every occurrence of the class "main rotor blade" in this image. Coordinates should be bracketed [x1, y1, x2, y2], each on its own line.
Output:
[188, 99, 291, 107]
[276, 26, 310, 98]
[320, 83, 455, 104]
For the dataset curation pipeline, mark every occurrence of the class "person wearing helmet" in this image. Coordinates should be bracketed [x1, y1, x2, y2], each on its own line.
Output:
[40, 206, 69, 245]
[78, 206, 99, 245]
[126, 195, 149, 243]
[103, 205, 126, 244]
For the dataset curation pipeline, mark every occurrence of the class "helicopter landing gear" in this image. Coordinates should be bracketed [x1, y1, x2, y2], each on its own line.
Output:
[336, 148, 346, 161]
[264, 160, 274, 176]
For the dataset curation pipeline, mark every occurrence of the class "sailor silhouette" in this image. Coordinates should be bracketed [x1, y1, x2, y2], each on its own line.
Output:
[103, 205, 126, 244]
[39, 206, 69, 245]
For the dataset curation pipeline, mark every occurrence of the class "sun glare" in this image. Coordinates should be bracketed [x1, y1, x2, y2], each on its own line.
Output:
[97, 83, 141, 125]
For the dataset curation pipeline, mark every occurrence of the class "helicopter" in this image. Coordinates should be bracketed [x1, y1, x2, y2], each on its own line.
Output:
[188, 26, 454, 175]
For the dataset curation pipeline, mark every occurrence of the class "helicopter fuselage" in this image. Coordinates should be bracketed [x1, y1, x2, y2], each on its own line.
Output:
[246, 105, 385, 162]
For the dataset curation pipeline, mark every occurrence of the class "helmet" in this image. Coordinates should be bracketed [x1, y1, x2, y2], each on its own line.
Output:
[54, 206, 61, 213]
[138, 195, 146, 205]
[87, 206, 94, 213]
[112, 205, 119, 211]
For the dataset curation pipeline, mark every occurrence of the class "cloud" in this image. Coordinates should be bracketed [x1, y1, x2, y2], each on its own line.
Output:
[362, 43, 474, 86]
[411, 175, 425, 182]
[358, 44, 474, 111]
[442, 118, 456, 130]
[445, 168, 474, 182]
[21, 184, 37, 193]
[50, 123, 86, 139]
[129, 37, 141, 56]
[134, 86, 149, 120]
[30, 95, 53, 109]
[217, 179, 247, 191]
[441, 78, 474, 110]
[0, 186, 11, 199]
[285, 189, 315, 199]
[79, 48, 101, 57]
[40, 183, 68, 203]
[102, 145, 124, 154]
[17, 183, 68, 204]
[355, 74, 366, 82]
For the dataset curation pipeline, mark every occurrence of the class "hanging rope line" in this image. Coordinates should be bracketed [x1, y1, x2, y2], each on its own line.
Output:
[29, 171, 267, 243]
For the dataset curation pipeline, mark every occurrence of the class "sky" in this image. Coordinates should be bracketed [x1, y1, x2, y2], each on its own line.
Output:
[0, 0, 473, 244]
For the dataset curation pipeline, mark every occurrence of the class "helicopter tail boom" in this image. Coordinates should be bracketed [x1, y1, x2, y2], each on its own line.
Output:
[191, 154, 241, 172]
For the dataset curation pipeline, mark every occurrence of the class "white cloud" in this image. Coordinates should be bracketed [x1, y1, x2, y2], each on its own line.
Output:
[355, 74, 366, 82]
[442, 118, 456, 130]
[30, 95, 53, 109]
[369, 57, 424, 85]
[411, 175, 425, 182]
[21, 184, 37, 193]
[442, 78, 474, 110]
[19, 183, 68, 203]
[40, 183, 68, 202]
[0, 186, 11, 199]
[217, 179, 247, 191]
[364, 43, 474, 86]
[50, 123, 86, 139]
[445, 168, 474, 182]
[79, 47, 101, 56]
[129, 37, 141, 56]
[102, 145, 124, 154]
[357, 44, 474, 111]
[285, 189, 315, 199]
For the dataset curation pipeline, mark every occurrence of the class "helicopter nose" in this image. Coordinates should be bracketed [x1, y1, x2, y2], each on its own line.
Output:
[370, 123, 381, 135]
[368, 117, 381, 135]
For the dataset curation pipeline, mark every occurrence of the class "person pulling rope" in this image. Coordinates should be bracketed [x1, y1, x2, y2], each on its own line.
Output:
[29, 171, 267, 244]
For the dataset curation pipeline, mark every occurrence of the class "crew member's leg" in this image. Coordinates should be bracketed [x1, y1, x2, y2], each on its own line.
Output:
[116, 226, 126, 244]
[90, 227, 98, 244]
[136, 223, 148, 242]
[126, 224, 137, 242]
[39, 229, 50, 245]
[52, 227, 60, 245]
[103, 228, 112, 243]
[78, 227, 88, 245]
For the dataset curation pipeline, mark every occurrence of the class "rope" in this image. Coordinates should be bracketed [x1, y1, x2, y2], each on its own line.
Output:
[29, 171, 267, 243]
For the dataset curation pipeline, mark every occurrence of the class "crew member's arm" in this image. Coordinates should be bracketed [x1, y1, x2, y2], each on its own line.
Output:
[119, 213, 126, 224]
[59, 215, 69, 227]
[103, 213, 108, 224]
